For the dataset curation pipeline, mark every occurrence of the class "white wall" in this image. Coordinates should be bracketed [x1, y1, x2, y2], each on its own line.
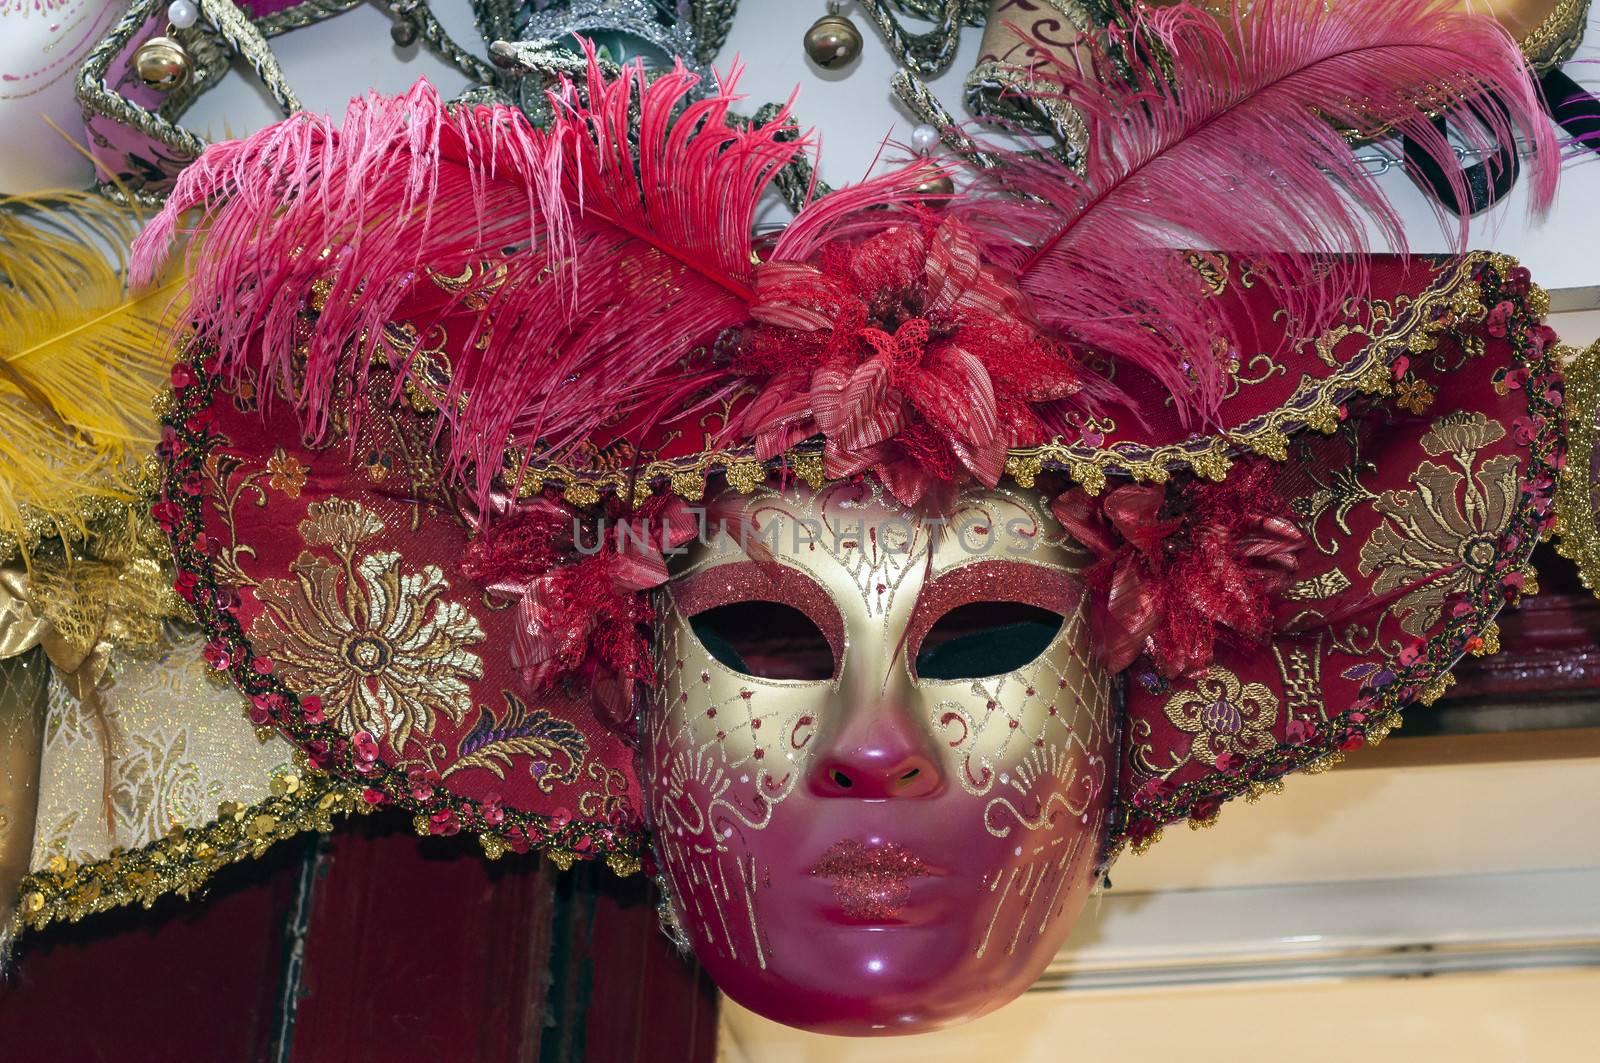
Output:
[178, 1, 1600, 295]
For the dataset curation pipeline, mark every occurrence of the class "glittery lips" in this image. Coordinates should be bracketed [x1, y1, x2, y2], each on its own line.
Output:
[809, 840, 933, 920]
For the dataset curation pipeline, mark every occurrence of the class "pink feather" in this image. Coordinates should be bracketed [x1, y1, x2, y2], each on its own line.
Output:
[133, 47, 939, 504]
[956, 0, 1558, 427]
[133, 79, 564, 451]
[135, 56, 775, 500]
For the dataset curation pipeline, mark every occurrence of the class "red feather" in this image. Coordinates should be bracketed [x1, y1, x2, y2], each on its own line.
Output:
[957, 0, 1558, 427]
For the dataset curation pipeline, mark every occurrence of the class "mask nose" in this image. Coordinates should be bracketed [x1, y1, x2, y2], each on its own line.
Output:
[807, 695, 944, 799]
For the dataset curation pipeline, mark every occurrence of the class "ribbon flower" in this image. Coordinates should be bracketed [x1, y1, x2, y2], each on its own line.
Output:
[460, 492, 698, 732]
[731, 216, 1080, 507]
[1051, 461, 1307, 677]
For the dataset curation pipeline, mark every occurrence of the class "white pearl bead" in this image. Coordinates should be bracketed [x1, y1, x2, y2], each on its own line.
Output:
[167, 0, 199, 29]
[910, 123, 940, 155]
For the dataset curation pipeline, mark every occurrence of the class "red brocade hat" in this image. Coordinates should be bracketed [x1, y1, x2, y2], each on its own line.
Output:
[135, 7, 1568, 872]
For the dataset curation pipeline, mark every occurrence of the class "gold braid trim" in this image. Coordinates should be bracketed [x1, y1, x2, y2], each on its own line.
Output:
[1519, 0, 1591, 72]
[1007, 253, 1495, 494]
[1554, 339, 1600, 597]
[462, 253, 1500, 505]
[8, 761, 370, 937]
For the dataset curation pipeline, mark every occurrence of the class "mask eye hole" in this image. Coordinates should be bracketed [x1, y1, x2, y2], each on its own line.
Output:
[689, 601, 836, 681]
[914, 602, 1064, 681]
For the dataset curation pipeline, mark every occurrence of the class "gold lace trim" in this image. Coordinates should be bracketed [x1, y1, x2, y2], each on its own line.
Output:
[1555, 339, 1600, 595]
[0, 454, 166, 566]
[8, 760, 370, 937]
[1007, 254, 1511, 494]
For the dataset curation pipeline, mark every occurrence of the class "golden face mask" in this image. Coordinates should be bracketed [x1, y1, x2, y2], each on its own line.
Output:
[644, 478, 1116, 1034]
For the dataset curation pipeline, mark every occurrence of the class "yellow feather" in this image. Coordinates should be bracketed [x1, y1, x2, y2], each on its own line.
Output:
[0, 191, 185, 545]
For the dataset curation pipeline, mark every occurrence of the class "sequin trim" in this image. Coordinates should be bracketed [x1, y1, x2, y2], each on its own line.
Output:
[9, 761, 367, 937]
[159, 352, 646, 875]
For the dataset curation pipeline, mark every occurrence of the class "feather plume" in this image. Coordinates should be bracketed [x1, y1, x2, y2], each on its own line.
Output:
[958, 0, 1558, 425]
[478, 53, 804, 480]
[134, 46, 941, 503]
[134, 49, 919, 502]
[131, 76, 568, 486]
[0, 192, 184, 545]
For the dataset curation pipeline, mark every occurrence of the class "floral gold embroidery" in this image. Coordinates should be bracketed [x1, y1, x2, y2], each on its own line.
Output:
[1163, 666, 1280, 767]
[250, 500, 485, 750]
[266, 448, 308, 498]
[202, 451, 269, 590]
[300, 498, 385, 548]
[1393, 374, 1435, 414]
[1359, 413, 1520, 637]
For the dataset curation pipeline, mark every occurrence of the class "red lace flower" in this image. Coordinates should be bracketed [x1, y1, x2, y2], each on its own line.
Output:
[732, 216, 1079, 506]
[1051, 461, 1307, 677]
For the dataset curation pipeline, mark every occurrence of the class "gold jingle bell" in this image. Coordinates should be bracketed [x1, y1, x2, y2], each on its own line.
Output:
[134, 36, 192, 92]
[914, 171, 956, 204]
[803, 15, 863, 70]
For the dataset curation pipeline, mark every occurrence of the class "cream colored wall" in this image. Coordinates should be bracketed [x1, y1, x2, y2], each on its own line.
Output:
[1552, 309, 1600, 347]
[719, 969, 1600, 1063]
[1108, 757, 1600, 891]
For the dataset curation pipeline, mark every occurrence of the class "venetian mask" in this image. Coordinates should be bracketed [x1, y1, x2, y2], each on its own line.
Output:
[0, 0, 121, 193]
[644, 478, 1116, 1034]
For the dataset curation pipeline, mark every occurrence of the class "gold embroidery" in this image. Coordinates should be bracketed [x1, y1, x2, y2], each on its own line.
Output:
[300, 498, 386, 547]
[249, 500, 485, 750]
[1162, 666, 1281, 767]
[1284, 570, 1353, 600]
[110, 731, 212, 839]
[578, 762, 634, 828]
[202, 451, 269, 590]
[265, 448, 308, 498]
[1394, 374, 1435, 414]
[426, 260, 510, 310]
[1292, 419, 1379, 555]
[1187, 251, 1230, 295]
[1273, 638, 1325, 722]
[1359, 413, 1521, 637]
